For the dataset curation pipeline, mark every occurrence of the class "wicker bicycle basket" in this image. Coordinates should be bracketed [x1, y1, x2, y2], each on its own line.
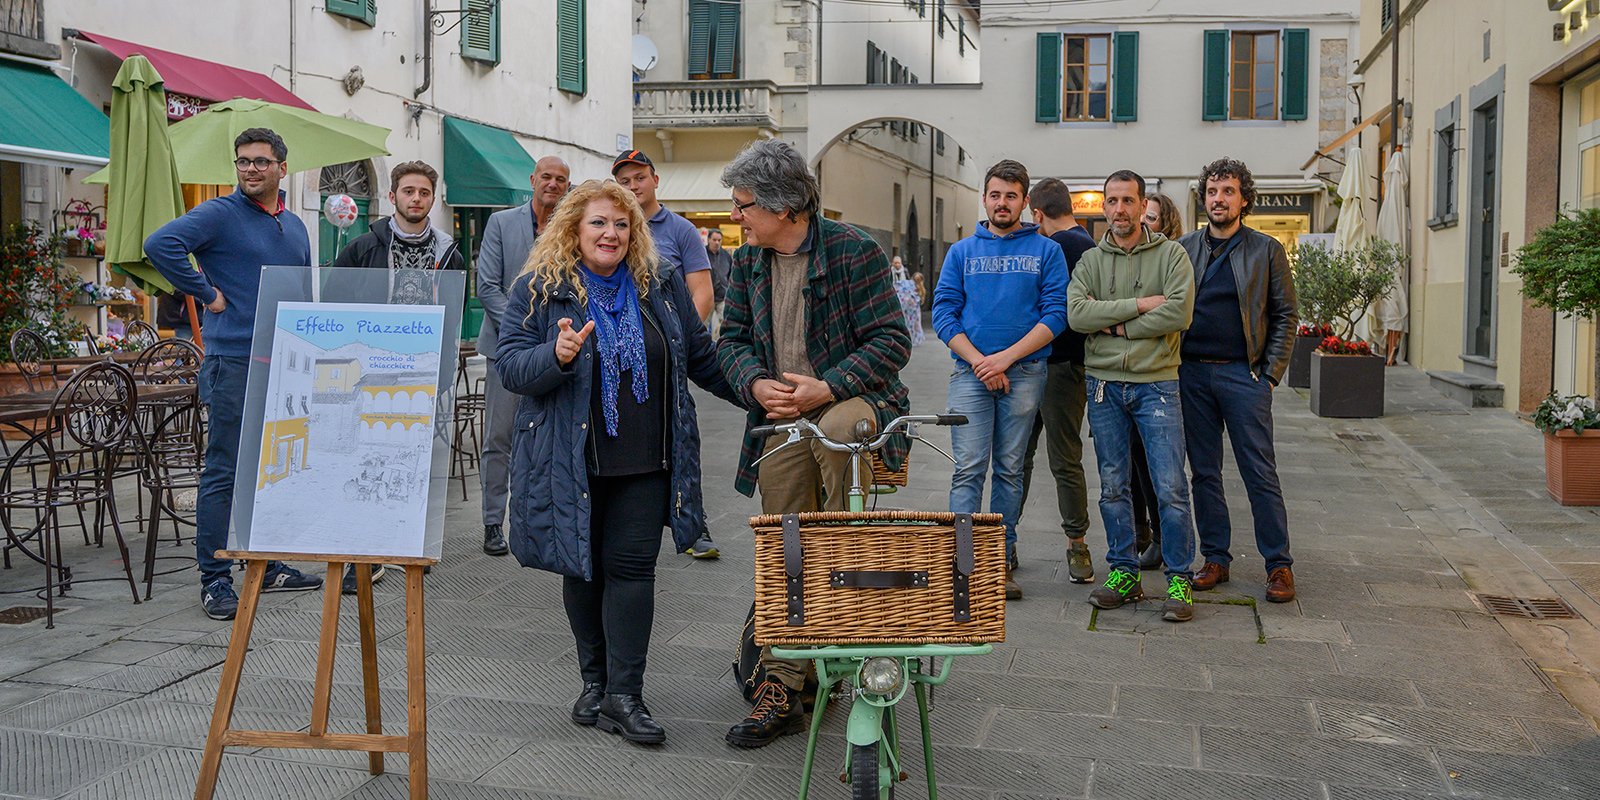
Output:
[752, 510, 1006, 645]
[868, 451, 909, 487]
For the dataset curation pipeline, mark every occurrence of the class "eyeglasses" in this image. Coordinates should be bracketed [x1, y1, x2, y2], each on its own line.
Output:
[234, 157, 281, 171]
[731, 197, 759, 214]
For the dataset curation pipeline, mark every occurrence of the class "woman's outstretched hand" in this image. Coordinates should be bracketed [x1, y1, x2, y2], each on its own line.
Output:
[554, 317, 595, 365]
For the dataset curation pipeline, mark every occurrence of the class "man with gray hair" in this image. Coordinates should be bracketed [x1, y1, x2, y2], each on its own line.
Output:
[717, 139, 912, 748]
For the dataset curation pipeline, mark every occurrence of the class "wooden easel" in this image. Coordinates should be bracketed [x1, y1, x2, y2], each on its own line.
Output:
[195, 551, 435, 800]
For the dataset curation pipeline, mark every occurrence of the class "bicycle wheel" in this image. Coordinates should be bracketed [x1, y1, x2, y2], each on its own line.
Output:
[849, 742, 894, 799]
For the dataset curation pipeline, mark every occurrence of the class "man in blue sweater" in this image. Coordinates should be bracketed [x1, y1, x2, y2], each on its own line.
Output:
[933, 160, 1069, 601]
[146, 128, 324, 620]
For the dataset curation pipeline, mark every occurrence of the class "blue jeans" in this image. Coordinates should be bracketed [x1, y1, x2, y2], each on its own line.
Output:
[196, 356, 249, 586]
[1179, 360, 1293, 572]
[1084, 377, 1195, 579]
[946, 359, 1048, 558]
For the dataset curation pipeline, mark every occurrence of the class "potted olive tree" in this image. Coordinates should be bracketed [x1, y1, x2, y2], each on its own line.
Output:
[1295, 240, 1403, 418]
[0, 223, 77, 396]
[1513, 207, 1600, 505]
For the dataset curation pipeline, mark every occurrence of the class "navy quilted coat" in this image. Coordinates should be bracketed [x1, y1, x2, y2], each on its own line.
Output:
[494, 266, 741, 580]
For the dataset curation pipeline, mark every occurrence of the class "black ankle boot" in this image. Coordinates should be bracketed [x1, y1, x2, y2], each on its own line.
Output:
[1138, 540, 1163, 570]
[725, 679, 805, 748]
[571, 682, 604, 726]
[483, 524, 508, 556]
[596, 694, 665, 744]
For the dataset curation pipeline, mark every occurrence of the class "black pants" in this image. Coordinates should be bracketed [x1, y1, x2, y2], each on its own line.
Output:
[563, 470, 669, 696]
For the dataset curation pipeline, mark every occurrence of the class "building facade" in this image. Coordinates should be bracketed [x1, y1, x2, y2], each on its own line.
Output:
[1, 0, 630, 339]
[629, 0, 982, 288]
[1357, 0, 1600, 411]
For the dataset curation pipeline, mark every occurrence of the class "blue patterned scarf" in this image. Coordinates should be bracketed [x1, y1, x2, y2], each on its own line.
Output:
[577, 263, 648, 436]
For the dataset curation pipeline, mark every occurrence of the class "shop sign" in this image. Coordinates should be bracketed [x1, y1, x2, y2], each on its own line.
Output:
[1551, 0, 1598, 41]
[1071, 191, 1104, 216]
[167, 91, 210, 120]
[1253, 192, 1314, 214]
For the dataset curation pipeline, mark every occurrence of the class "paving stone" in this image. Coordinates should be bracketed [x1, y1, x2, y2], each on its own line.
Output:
[59, 698, 306, 749]
[479, 740, 750, 799]
[1088, 760, 1323, 799]
[1323, 787, 1455, 800]
[1009, 649, 1207, 690]
[377, 625, 571, 663]
[57, 746, 368, 800]
[1114, 685, 1316, 734]
[937, 669, 1114, 716]
[8, 659, 122, 688]
[1365, 583, 1483, 612]
[927, 744, 1092, 797]
[980, 707, 1195, 766]
[1330, 644, 1546, 689]
[1315, 700, 1536, 753]
[1519, 718, 1600, 757]
[1343, 620, 1524, 654]
[0, 689, 132, 732]
[1437, 749, 1600, 798]
[1260, 616, 1349, 643]
[77, 664, 204, 695]
[0, 683, 55, 714]
[136, 643, 231, 671]
[245, 639, 408, 685]
[1197, 727, 1445, 791]
[0, 728, 155, 799]
[74, 640, 179, 665]
[339, 775, 588, 799]
[259, 724, 525, 784]
[1412, 679, 1588, 722]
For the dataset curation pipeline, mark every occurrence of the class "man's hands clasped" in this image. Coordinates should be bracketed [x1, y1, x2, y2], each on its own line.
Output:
[753, 372, 836, 419]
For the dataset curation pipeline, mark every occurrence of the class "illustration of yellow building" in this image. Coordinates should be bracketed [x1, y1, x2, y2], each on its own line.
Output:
[259, 331, 316, 489]
[314, 357, 360, 393]
[356, 372, 438, 444]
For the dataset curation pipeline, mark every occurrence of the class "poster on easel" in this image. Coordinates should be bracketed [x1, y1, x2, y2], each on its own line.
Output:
[230, 265, 466, 560]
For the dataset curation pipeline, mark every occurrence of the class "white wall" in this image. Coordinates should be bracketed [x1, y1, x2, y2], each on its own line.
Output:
[633, 0, 809, 85]
[48, 0, 632, 258]
[818, 0, 979, 85]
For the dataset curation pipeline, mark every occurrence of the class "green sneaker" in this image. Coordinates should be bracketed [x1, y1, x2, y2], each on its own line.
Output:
[1088, 569, 1143, 609]
[1163, 575, 1194, 622]
[1067, 539, 1094, 584]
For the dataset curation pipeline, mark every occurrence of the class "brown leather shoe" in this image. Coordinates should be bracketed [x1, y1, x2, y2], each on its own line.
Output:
[1265, 567, 1296, 603]
[1191, 561, 1229, 591]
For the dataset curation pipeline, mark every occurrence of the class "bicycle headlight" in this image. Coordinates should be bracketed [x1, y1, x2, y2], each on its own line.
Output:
[860, 657, 904, 696]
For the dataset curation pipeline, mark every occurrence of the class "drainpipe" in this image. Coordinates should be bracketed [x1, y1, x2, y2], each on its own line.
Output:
[415, 0, 434, 97]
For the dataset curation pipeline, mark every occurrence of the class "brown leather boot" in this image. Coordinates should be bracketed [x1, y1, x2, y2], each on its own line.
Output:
[1265, 567, 1296, 603]
[1191, 561, 1230, 591]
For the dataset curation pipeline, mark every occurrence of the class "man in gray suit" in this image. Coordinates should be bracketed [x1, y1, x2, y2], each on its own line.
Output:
[474, 155, 570, 555]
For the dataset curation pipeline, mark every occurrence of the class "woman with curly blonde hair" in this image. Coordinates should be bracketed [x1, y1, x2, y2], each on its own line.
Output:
[494, 179, 742, 746]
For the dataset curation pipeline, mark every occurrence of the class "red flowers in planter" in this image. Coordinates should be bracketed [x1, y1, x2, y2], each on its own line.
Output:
[1315, 335, 1372, 356]
[1297, 323, 1334, 337]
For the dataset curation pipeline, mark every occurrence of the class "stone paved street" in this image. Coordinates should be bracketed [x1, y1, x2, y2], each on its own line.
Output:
[3, 342, 1600, 799]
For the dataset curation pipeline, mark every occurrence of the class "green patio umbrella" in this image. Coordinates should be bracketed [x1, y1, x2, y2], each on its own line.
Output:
[86, 98, 391, 186]
[104, 54, 183, 297]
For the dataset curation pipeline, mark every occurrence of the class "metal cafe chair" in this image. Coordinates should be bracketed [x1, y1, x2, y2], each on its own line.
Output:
[133, 403, 203, 600]
[0, 362, 142, 628]
[123, 320, 161, 352]
[7, 328, 54, 393]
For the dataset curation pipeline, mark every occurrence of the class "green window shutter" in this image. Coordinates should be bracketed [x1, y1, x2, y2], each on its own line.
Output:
[687, 0, 711, 77]
[1281, 28, 1310, 121]
[1111, 31, 1139, 123]
[460, 0, 499, 64]
[710, 1, 740, 76]
[556, 0, 586, 95]
[327, 0, 374, 26]
[1202, 29, 1229, 121]
[1036, 33, 1061, 123]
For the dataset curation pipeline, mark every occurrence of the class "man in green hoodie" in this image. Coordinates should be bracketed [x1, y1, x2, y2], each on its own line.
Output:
[1066, 170, 1198, 622]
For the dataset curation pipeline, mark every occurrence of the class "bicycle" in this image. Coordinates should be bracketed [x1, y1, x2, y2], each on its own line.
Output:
[749, 413, 1002, 800]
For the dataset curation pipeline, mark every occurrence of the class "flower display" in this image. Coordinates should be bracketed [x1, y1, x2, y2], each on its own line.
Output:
[1314, 335, 1372, 356]
[1533, 393, 1600, 435]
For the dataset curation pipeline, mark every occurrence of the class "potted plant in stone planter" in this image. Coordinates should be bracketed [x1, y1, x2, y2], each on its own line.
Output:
[1287, 322, 1332, 388]
[1513, 207, 1600, 503]
[1, 223, 77, 395]
[1295, 240, 1402, 416]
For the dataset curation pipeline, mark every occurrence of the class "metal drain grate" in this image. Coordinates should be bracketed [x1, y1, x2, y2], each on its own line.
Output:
[1335, 433, 1381, 441]
[1476, 594, 1578, 619]
[0, 606, 50, 625]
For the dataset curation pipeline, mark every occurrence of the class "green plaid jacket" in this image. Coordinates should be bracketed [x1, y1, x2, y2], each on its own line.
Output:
[716, 216, 912, 497]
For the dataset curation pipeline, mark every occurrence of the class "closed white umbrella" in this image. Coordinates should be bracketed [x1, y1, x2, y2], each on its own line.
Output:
[1334, 146, 1371, 252]
[1372, 149, 1410, 338]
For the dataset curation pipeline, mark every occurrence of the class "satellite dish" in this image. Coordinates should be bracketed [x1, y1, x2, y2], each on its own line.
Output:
[631, 35, 659, 73]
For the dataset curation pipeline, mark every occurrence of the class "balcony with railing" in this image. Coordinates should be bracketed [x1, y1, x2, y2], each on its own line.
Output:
[0, 0, 57, 59]
[632, 80, 783, 130]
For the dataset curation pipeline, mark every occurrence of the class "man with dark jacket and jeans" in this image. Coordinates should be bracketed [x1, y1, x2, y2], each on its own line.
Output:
[717, 139, 911, 749]
[146, 127, 323, 620]
[1176, 157, 1299, 602]
[326, 160, 464, 594]
[1019, 177, 1099, 586]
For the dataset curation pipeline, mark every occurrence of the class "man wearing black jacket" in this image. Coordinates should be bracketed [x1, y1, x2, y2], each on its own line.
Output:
[1019, 177, 1098, 588]
[1176, 157, 1299, 603]
[329, 161, 464, 298]
[328, 160, 464, 594]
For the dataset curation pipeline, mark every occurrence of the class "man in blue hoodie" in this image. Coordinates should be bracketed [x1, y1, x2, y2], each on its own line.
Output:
[146, 128, 324, 621]
[933, 159, 1069, 601]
